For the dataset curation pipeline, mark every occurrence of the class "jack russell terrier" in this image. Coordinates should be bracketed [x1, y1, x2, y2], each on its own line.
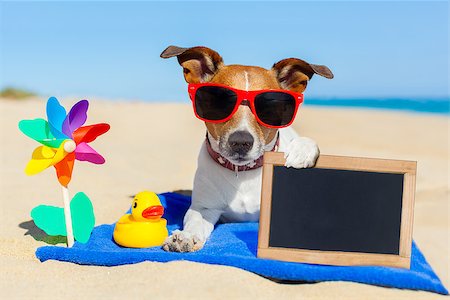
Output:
[160, 45, 333, 252]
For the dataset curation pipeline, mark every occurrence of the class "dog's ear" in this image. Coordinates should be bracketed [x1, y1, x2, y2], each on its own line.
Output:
[272, 58, 333, 93]
[161, 45, 224, 83]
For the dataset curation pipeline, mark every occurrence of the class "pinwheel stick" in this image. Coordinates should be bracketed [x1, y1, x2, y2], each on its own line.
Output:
[62, 186, 75, 247]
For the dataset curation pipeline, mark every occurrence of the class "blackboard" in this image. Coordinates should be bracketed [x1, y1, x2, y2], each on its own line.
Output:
[258, 153, 416, 268]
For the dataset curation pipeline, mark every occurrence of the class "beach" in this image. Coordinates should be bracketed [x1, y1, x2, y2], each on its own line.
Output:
[0, 98, 448, 299]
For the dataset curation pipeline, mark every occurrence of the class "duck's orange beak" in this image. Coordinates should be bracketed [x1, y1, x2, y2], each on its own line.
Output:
[142, 205, 164, 220]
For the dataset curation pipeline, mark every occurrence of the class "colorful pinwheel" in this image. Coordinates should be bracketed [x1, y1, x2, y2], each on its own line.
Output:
[19, 97, 110, 247]
[19, 97, 110, 186]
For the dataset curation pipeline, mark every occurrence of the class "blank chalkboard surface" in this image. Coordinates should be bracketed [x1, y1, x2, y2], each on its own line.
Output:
[258, 153, 416, 268]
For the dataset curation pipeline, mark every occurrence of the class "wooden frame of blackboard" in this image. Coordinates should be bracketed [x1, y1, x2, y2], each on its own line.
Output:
[258, 152, 416, 268]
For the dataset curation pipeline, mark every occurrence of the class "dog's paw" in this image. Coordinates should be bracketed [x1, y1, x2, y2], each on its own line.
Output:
[284, 137, 319, 169]
[162, 230, 204, 252]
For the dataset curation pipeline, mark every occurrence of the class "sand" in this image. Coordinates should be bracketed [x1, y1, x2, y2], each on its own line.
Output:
[0, 98, 448, 299]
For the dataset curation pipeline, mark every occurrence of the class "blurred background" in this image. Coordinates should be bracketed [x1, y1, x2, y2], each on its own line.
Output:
[0, 0, 448, 113]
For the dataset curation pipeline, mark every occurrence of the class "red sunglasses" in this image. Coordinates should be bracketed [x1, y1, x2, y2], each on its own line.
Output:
[188, 83, 304, 128]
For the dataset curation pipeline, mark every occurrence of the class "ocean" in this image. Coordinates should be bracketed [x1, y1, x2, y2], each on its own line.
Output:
[303, 98, 449, 115]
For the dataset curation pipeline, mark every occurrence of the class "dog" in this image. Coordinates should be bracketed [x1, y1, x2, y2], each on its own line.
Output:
[160, 45, 333, 252]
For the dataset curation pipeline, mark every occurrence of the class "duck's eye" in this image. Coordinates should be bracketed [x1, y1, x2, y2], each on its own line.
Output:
[133, 202, 138, 208]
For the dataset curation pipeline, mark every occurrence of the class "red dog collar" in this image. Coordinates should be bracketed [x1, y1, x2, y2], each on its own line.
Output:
[205, 133, 279, 172]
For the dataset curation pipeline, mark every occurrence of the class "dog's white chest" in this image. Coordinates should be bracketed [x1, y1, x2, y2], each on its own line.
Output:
[193, 143, 264, 222]
[220, 169, 262, 222]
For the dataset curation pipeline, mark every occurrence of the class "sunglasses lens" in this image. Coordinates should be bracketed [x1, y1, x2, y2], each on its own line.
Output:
[254, 92, 297, 127]
[195, 86, 237, 121]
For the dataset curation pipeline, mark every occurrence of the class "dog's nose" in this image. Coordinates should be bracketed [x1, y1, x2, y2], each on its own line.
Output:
[228, 131, 254, 155]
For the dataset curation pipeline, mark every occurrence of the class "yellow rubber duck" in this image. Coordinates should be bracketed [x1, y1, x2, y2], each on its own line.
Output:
[113, 191, 168, 248]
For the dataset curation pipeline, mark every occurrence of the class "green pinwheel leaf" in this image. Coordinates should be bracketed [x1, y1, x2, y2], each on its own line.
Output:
[31, 205, 66, 236]
[30, 192, 95, 244]
[19, 118, 65, 148]
[70, 192, 95, 243]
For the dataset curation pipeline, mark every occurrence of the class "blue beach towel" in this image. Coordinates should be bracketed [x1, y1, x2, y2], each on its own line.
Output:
[36, 193, 448, 295]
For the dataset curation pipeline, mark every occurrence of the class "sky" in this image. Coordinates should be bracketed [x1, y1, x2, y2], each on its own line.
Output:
[0, 1, 448, 102]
